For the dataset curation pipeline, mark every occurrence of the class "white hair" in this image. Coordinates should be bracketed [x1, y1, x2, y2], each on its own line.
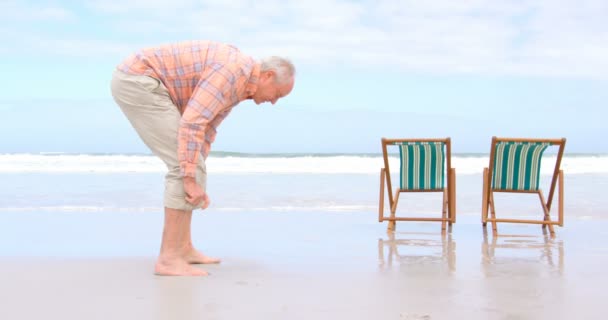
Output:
[259, 56, 295, 84]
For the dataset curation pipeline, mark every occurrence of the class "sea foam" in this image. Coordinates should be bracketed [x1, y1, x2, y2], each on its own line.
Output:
[0, 153, 606, 175]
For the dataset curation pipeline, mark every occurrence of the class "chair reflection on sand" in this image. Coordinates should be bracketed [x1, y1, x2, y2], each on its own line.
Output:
[378, 231, 456, 273]
[481, 229, 564, 276]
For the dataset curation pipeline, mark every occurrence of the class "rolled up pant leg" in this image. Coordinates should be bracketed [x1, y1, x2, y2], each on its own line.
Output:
[110, 70, 206, 211]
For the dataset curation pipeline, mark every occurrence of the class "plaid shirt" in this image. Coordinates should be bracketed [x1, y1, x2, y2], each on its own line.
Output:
[117, 41, 260, 177]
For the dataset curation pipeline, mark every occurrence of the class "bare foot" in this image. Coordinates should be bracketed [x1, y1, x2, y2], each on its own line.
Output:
[154, 257, 209, 276]
[185, 247, 221, 264]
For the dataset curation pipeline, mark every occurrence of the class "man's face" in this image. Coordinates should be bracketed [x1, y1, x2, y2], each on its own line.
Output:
[252, 71, 294, 105]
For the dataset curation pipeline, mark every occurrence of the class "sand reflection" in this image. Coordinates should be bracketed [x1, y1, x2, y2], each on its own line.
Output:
[378, 230, 456, 273]
[481, 229, 564, 277]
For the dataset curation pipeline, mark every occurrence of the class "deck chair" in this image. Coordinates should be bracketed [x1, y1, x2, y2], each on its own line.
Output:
[482, 137, 566, 235]
[379, 138, 456, 232]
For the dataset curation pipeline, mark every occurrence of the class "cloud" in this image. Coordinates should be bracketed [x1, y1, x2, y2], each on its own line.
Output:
[3, 0, 608, 77]
[0, 1, 74, 21]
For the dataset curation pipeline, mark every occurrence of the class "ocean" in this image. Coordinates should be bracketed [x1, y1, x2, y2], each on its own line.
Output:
[1, 152, 607, 220]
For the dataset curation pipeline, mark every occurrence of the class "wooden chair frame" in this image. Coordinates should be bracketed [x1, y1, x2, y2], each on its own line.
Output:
[379, 138, 456, 232]
[482, 137, 566, 236]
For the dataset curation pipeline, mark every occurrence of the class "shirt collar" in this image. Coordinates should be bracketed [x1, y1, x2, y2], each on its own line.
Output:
[243, 63, 260, 100]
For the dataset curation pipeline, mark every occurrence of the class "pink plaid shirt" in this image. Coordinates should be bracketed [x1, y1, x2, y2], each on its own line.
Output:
[117, 41, 260, 177]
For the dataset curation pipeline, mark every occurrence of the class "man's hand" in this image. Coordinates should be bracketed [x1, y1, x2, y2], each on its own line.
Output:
[183, 176, 210, 209]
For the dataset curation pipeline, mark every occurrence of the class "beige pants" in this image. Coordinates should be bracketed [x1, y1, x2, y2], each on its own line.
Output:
[110, 70, 207, 211]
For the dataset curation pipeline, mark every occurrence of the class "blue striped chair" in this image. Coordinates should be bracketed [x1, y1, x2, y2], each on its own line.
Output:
[482, 137, 566, 235]
[379, 138, 456, 232]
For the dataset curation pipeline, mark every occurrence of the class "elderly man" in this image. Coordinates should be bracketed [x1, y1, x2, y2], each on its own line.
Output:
[110, 41, 295, 276]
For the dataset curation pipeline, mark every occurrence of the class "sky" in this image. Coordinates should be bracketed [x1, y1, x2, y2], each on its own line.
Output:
[0, 0, 607, 154]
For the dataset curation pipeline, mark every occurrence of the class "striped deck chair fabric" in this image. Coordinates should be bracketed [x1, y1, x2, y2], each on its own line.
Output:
[397, 142, 445, 190]
[491, 142, 550, 191]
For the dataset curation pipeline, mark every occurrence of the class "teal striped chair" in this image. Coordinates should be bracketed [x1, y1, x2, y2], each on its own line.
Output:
[482, 137, 566, 235]
[379, 138, 456, 232]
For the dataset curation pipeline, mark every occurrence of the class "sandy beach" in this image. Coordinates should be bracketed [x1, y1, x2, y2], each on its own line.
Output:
[0, 210, 606, 320]
[2, 0, 607, 318]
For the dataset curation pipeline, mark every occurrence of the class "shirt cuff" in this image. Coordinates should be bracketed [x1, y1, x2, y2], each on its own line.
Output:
[180, 162, 198, 178]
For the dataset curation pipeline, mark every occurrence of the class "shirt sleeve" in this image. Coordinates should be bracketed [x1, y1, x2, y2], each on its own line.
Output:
[201, 108, 234, 159]
[178, 63, 238, 177]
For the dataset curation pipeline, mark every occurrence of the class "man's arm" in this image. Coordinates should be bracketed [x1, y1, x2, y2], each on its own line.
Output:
[202, 108, 234, 158]
[178, 63, 238, 178]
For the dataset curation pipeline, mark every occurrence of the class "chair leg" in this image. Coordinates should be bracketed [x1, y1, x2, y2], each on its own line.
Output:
[441, 189, 447, 233]
[391, 190, 400, 215]
[379, 168, 386, 223]
[489, 192, 498, 236]
[558, 170, 564, 227]
[449, 168, 456, 225]
[538, 190, 555, 236]
[388, 191, 400, 232]
[482, 168, 489, 227]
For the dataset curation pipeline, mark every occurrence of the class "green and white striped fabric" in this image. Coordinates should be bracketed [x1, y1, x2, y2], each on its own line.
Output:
[492, 142, 550, 191]
[397, 142, 445, 190]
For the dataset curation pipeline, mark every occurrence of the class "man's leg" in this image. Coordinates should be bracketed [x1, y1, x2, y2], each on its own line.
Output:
[111, 71, 216, 276]
[183, 212, 221, 264]
[155, 207, 208, 276]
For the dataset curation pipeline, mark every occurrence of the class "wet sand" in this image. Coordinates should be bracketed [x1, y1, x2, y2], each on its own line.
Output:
[0, 211, 606, 319]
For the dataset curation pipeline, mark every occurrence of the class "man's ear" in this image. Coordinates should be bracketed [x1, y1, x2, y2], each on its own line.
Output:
[262, 70, 276, 80]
